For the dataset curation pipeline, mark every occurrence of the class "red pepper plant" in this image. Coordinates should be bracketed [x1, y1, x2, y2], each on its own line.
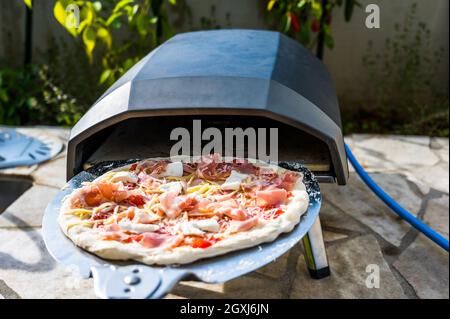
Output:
[266, 0, 360, 55]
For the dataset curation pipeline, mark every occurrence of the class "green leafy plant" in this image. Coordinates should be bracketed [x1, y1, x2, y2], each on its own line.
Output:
[0, 64, 90, 127]
[0, 66, 40, 125]
[36, 64, 85, 126]
[351, 3, 449, 137]
[3, 0, 177, 126]
[265, 0, 360, 51]
[51, 0, 176, 85]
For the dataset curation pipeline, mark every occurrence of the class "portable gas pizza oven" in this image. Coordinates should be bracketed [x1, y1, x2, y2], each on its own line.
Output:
[44, 30, 349, 298]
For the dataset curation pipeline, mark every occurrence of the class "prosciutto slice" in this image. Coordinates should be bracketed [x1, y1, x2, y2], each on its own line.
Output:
[139, 232, 183, 249]
[256, 188, 287, 207]
[228, 216, 259, 233]
[136, 160, 169, 176]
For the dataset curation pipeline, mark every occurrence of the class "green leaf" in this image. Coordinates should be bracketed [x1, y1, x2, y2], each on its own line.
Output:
[54, 1, 77, 36]
[122, 58, 135, 71]
[311, 0, 322, 20]
[124, 4, 139, 22]
[99, 69, 112, 84]
[299, 23, 310, 45]
[161, 17, 174, 39]
[78, 8, 94, 33]
[132, 4, 139, 15]
[113, 0, 134, 13]
[26, 97, 37, 108]
[82, 26, 96, 62]
[136, 13, 149, 37]
[168, 0, 177, 5]
[267, 0, 277, 11]
[344, 0, 354, 21]
[93, 1, 102, 12]
[283, 12, 292, 33]
[111, 19, 122, 29]
[24, 0, 32, 9]
[97, 27, 112, 49]
[106, 12, 123, 26]
[0, 89, 9, 103]
[297, 0, 307, 9]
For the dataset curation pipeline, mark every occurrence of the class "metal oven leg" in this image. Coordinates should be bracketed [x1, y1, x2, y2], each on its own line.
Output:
[302, 216, 330, 279]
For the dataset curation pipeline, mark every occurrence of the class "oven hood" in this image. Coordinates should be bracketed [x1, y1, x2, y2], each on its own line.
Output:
[67, 29, 348, 184]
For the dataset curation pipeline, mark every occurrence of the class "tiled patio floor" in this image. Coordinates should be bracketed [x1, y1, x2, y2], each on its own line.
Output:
[0, 127, 448, 299]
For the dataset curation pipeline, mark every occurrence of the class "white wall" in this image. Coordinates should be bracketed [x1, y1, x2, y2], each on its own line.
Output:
[1, 0, 448, 100]
[172, 0, 449, 100]
[324, 0, 449, 100]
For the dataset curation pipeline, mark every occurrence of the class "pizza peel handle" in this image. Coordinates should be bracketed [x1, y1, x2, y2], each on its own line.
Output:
[91, 265, 190, 299]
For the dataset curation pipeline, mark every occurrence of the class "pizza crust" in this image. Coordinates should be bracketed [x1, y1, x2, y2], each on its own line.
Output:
[58, 157, 309, 265]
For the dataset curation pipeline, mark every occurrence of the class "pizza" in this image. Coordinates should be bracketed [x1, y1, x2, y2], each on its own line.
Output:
[58, 154, 309, 265]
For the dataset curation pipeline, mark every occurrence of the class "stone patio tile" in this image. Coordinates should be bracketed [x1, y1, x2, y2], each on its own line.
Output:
[401, 173, 432, 196]
[393, 234, 449, 299]
[0, 185, 59, 228]
[320, 198, 367, 234]
[255, 250, 289, 279]
[343, 135, 354, 148]
[0, 165, 38, 176]
[0, 228, 95, 299]
[433, 148, 449, 164]
[164, 293, 187, 299]
[172, 230, 351, 298]
[171, 275, 281, 299]
[222, 275, 282, 298]
[423, 195, 449, 238]
[390, 135, 431, 146]
[171, 280, 224, 299]
[31, 156, 67, 189]
[37, 126, 71, 142]
[405, 162, 449, 195]
[320, 173, 422, 246]
[430, 137, 449, 152]
[323, 230, 348, 243]
[291, 235, 407, 299]
[351, 135, 439, 172]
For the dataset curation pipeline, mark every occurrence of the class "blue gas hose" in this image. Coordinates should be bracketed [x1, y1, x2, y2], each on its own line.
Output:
[345, 143, 449, 252]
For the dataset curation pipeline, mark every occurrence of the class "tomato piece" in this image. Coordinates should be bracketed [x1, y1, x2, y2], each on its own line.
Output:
[190, 238, 213, 249]
[127, 195, 145, 207]
[274, 209, 284, 217]
[130, 163, 138, 171]
[122, 237, 134, 243]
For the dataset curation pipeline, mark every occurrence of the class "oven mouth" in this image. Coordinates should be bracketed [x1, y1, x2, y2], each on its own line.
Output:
[70, 114, 334, 182]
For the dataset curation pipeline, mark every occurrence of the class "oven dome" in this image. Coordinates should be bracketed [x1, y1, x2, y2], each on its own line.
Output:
[68, 29, 348, 184]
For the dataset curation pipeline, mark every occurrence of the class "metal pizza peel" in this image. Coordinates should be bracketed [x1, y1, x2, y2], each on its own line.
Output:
[42, 162, 321, 299]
